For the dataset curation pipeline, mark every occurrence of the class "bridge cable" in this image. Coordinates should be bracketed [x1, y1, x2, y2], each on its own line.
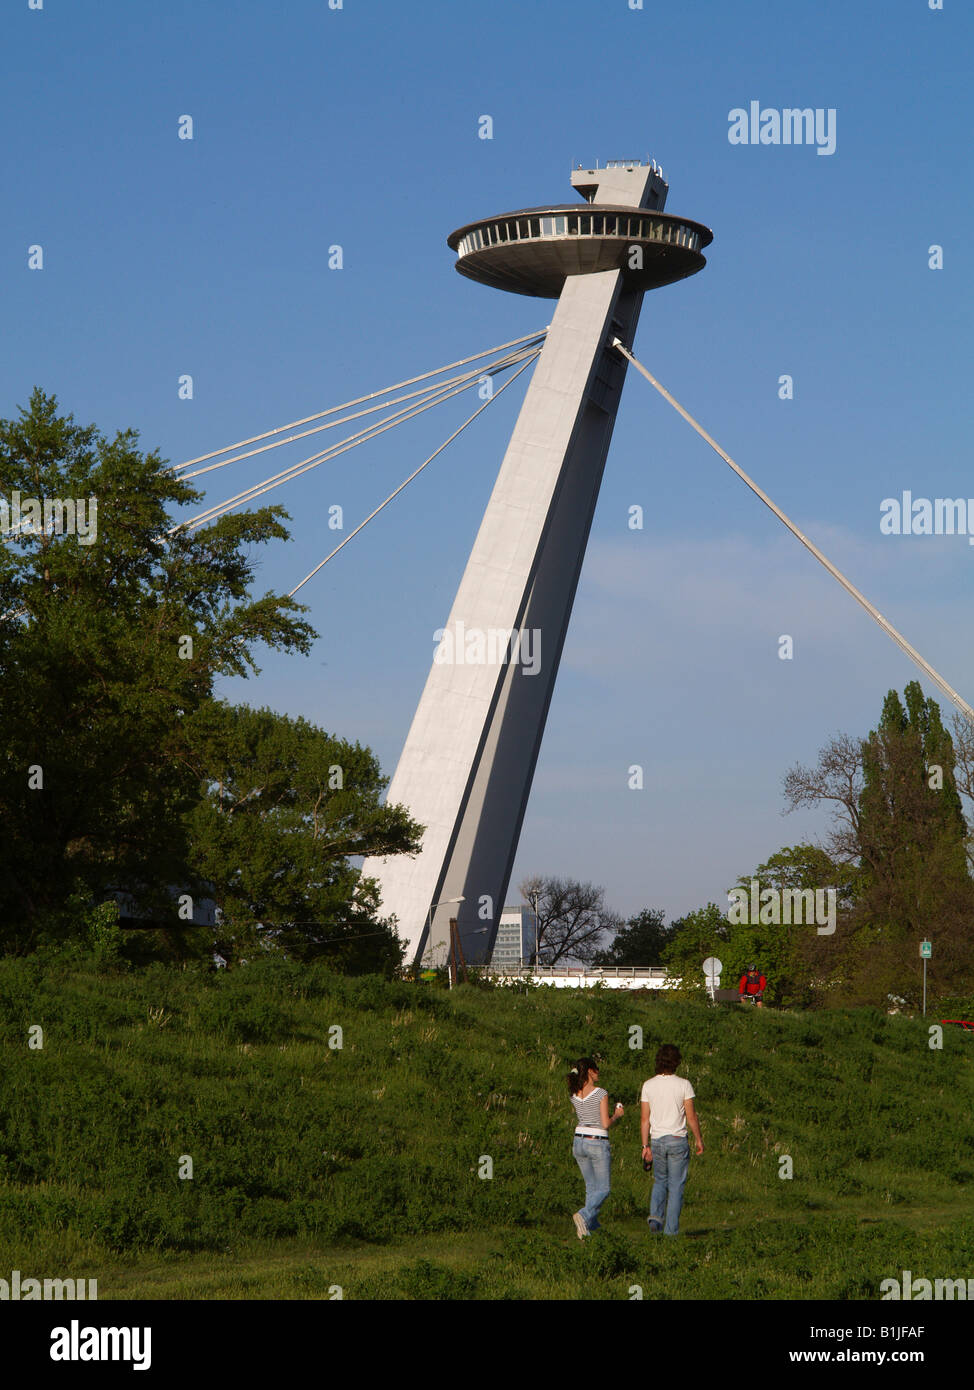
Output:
[289, 349, 541, 597]
[3, 340, 546, 620]
[612, 338, 974, 727]
[178, 349, 540, 481]
[171, 344, 541, 535]
[170, 329, 548, 473]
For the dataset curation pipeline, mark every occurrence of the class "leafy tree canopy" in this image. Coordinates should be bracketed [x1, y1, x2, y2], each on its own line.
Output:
[0, 389, 314, 949]
[184, 701, 422, 970]
[518, 876, 621, 965]
[661, 903, 730, 993]
[593, 907, 670, 967]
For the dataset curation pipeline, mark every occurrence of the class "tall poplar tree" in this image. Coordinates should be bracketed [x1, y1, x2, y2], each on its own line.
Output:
[853, 681, 974, 1000]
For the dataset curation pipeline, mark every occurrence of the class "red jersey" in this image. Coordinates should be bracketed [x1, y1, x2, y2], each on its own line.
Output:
[739, 973, 766, 995]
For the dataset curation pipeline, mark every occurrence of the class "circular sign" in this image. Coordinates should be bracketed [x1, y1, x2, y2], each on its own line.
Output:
[702, 956, 723, 981]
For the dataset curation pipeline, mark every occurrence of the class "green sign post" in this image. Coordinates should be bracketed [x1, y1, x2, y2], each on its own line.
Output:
[920, 941, 932, 1016]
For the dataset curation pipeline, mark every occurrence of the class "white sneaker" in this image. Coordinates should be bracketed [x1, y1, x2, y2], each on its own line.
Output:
[573, 1212, 589, 1240]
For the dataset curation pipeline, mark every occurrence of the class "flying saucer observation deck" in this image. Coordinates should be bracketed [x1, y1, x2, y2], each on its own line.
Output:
[447, 205, 713, 298]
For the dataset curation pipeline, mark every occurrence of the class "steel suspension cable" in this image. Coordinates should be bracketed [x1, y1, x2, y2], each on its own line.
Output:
[288, 349, 541, 596]
[178, 353, 533, 481]
[612, 338, 974, 727]
[172, 376, 470, 533]
[171, 345, 541, 535]
[170, 329, 548, 473]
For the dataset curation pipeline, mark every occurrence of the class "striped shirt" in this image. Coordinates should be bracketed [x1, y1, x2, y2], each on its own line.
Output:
[571, 1086, 607, 1134]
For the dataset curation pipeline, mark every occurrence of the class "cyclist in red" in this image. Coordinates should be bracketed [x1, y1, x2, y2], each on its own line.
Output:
[739, 964, 766, 1007]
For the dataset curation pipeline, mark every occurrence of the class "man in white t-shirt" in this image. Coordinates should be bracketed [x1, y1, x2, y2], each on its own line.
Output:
[640, 1043, 703, 1235]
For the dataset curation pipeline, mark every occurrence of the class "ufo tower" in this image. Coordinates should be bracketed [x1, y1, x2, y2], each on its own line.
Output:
[361, 158, 713, 969]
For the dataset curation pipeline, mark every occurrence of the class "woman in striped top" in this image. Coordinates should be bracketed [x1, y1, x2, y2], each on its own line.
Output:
[568, 1056, 624, 1238]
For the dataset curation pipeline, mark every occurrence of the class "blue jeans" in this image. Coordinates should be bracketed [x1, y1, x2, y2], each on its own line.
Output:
[649, 1134, 690, 1234]
[572, 1136, 611, 1231]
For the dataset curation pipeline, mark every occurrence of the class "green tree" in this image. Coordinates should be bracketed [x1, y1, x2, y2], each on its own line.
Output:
[850, 682, 974, 1003]
[184, 701, 422, 971]
[518, 876, 621, 965]
[593, 907, 670, 966]
[661, 903, 729, 994]
[729, 844, 859, 1005]
[858, 684, 968, 922]
[0, 389, 315, 952]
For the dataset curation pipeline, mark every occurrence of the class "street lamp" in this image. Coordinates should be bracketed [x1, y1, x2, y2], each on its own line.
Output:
[459, 925, 491, 990]
[528, 890, 540, 972]
[426, 895, 465, 975]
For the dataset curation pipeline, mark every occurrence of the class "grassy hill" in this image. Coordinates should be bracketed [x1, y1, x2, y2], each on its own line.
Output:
[1, 952, 972, 1299]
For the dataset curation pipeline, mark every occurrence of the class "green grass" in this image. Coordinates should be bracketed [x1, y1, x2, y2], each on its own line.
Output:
[1, 954, 972, 1298]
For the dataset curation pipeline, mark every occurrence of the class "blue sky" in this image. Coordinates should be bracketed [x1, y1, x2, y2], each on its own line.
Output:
[3, 0, 972, 925]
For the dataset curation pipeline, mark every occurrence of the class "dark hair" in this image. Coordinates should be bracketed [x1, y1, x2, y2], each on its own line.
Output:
[655, 1044, 681, 1075]
[568, 1056, 599, 1095]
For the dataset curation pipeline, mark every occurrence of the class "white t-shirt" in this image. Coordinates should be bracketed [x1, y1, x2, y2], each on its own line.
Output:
[640, 1073, 695, 1139]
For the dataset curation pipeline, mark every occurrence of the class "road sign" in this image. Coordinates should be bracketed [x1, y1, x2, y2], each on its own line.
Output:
[920, 941, 932, 959]
[702, 957, 722, 986]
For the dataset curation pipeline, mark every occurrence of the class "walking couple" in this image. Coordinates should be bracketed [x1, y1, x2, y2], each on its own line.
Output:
[568, 1044, 703, 1239]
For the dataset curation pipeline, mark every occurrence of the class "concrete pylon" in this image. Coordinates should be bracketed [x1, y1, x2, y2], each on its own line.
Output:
[361, 160, 711, 968]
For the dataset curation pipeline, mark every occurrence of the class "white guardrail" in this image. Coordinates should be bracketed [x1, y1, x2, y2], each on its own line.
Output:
[485, 966, 681, 990]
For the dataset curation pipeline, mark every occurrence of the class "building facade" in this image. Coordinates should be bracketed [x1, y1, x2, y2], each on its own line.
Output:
[489, 904, 539, 969]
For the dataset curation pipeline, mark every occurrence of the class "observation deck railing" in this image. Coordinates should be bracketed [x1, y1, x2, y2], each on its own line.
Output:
[455, 212, 703, 260]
